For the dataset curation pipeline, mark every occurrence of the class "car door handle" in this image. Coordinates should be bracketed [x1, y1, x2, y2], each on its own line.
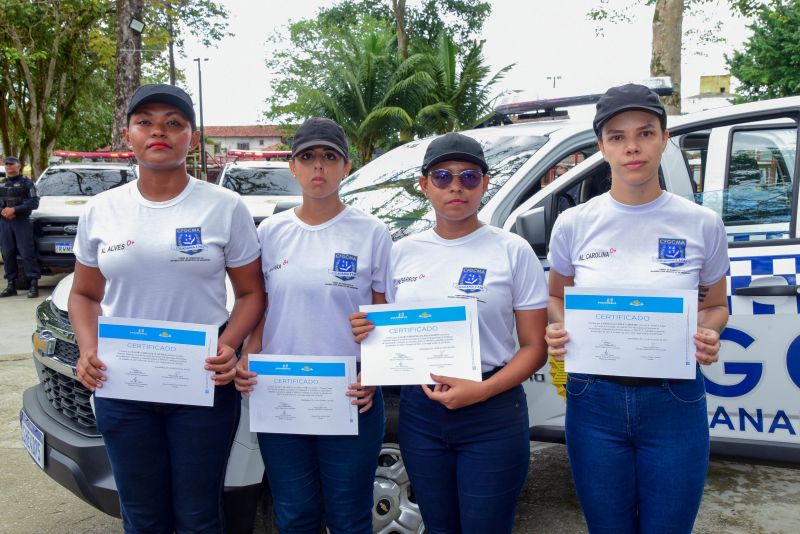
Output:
[734, 285, 800, 296]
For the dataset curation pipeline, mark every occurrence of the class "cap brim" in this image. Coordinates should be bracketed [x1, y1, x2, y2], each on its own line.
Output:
[423, 151, 489, 175]
[594, 105, 666, 134]
[128, 94, 196, 126]
[291, 140, 347, 158]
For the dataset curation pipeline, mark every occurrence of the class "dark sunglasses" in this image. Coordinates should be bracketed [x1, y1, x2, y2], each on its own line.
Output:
[427, 169, 484, 190]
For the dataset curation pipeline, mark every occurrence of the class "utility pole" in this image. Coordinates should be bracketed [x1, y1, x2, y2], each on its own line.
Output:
[194, 57, 208, 179]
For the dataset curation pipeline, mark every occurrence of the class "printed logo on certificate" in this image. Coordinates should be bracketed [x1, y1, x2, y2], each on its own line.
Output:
[563, 287, 698, 380]
[94, 316, 218, 406]
[358, 300, 482, 386]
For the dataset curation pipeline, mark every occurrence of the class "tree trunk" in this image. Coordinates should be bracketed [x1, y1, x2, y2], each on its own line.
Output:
[168, 16, 176, 85]
[392, 0, 409, 61]
[650, 0, 683, 114]
[112, 0, 144, 150]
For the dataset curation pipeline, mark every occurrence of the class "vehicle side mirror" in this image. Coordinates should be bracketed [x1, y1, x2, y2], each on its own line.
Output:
[516, 206, 547, 256]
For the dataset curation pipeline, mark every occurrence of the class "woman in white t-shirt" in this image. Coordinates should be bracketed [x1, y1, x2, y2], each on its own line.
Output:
[546, 84, 730, 533]
[234, 117, 392, 534]
[350, 132, 548, 534]
[70, 84, 265, 532]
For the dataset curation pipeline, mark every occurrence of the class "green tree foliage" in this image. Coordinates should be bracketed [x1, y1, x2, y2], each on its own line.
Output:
[0, 0, 229, 162]
[277, 19, 434, 165]
[266, 0, 502, 164]
[0, 0, 112, 176]
[727, 0, 800, 101]
[415, 34, 512, 133]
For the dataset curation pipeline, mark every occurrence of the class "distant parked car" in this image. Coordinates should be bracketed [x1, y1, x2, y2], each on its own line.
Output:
[217, 159, 302, 225]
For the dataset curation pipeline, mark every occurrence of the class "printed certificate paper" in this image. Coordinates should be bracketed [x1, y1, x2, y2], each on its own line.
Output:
[564, 287, 698, 379]
[95, 317, 217, 406]
[248, 355, 358, 435]
[359, 300, 481, 386]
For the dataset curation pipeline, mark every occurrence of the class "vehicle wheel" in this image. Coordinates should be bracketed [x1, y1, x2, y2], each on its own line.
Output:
[372, 443, 425, 534]
[16, 261, 30, 290]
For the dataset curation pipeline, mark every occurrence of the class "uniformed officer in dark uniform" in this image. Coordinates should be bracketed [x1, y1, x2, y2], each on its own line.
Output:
[0, 156, 40, 298]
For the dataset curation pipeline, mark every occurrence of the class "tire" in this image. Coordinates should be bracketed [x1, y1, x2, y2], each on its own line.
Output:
[372, 443, 425, 534]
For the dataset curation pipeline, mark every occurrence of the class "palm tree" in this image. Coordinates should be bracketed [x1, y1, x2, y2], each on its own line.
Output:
[415, 34, 514, 134]
[295, 23, 435, 164]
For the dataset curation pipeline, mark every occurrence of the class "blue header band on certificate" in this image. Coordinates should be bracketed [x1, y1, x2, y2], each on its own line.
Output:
[565, 294, 684, 313]
[98, 324, 207, 346]
[250, 361, 346, 377]
[368, 306, 466, 326]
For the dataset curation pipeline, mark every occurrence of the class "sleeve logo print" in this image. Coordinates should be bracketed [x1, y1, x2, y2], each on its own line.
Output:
[331, 253, 358, 281]
[657, 238, 687, 267]
[455, 267, 487, 294]
[175, 227, 204, 255]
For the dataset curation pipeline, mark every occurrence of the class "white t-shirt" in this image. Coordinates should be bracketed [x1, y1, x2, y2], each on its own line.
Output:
[259, 206, 392, 359]
[548, 191, 729, 289]
[387, 225, 548, 371]
[74, 177, 260, 326]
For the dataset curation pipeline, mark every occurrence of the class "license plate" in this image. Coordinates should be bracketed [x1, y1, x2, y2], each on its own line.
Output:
[55, 243, 73, 253]
[20, 410, 45, 469]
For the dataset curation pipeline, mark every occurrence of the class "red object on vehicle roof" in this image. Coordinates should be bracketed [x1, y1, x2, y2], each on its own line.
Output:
[227, 149, 291, 160]
[53, 150, 136, 159]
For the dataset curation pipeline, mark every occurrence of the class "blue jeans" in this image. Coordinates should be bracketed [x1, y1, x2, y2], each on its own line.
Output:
[565, 369, 709, 534]
[257, 387, 384, 534]
[94, 382, 240, 534]
[398, 383, 530, 534]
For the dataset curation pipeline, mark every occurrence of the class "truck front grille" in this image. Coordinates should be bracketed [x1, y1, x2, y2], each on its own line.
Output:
[41, 367, 96, 431]
[51, 338, 80, 367]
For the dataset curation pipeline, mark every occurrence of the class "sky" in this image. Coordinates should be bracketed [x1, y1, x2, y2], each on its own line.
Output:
[176, 0, 753, 126]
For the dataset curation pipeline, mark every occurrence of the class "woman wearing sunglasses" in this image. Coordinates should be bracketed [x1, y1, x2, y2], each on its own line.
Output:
[235, 117, 392, 534]
[351, 132, 548, 534]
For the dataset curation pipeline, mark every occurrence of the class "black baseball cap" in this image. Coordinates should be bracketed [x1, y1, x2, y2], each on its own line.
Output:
[593, 83, 667, 135]
[291, 117, 349, 159]
[4, 156, 20, 164]
[127, 84, 196, 128]
[422, 132, 488, 175]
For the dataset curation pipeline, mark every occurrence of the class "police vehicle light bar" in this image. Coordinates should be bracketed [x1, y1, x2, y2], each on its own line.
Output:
[227, 149, 291, 160]
[52, 150, 136, 159]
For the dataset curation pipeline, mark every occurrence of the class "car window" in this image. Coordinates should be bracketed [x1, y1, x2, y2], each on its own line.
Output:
[691, 127, 796, 241]
[340, 133, 548, 240]
[36, 168, 133, 196]
[220, 167, 301, 196]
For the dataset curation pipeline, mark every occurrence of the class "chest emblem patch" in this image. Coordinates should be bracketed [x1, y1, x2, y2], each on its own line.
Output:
[455, 267, 487, 294]
[332, 253, 358, 281]
[176, 227, 204, 255]
[657, 238, 687, 267]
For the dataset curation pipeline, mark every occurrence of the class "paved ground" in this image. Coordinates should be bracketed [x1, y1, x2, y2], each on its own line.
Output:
[2, 276, 799, 533]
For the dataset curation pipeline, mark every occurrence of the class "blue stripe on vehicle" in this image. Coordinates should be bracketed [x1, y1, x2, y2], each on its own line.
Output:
[752, 302, 776, 315]
[249, 361, 346, 377]
[565, 294, 684, 313]
[98, 324, 206, 345]
[368, 306, 466, 326]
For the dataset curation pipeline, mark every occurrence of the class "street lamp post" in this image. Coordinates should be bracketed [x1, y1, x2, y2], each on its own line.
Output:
[193, 57, 209, 179]
[547, 75, 563, 89]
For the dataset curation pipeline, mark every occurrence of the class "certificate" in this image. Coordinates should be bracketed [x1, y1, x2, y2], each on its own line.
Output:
[564, 287, 698, 379]
[248, 355, 358, 435]
[95, 316, 217, 406]
[359, 300, 481, 386]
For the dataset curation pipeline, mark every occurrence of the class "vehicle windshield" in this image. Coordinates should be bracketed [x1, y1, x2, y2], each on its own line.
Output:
[221, 166, 301, 196]
[36, 168, 134, 196]
[340, 131, 548, 239]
